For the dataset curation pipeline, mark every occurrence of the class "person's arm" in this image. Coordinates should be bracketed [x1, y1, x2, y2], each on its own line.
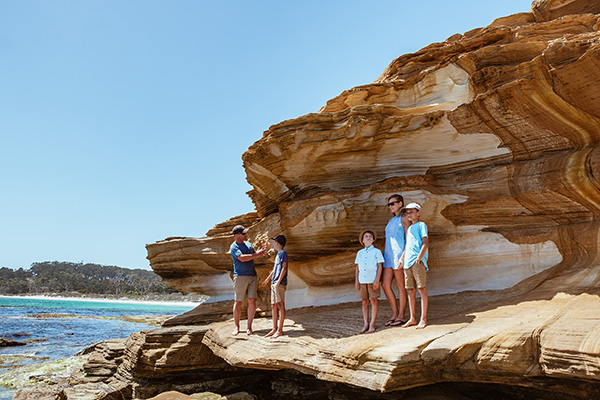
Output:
[416, 237, 429, 264]
[373, 262, 382, 290]
[355, 264, 360, 290]
[397, 218, 410, 269]
[261, 270, 274, 287]
[237, 253, 258, 262]
[397, 249, 405, 269]
[401, 214, 411, 231]
[237, 242, 267, 262]
[275, 262, 287, 286]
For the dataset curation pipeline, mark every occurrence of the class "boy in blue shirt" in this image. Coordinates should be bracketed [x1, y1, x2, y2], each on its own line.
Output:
[261, 235, 288, 339]
[399, 203, 429, 329]
[355, 229, 384, 334]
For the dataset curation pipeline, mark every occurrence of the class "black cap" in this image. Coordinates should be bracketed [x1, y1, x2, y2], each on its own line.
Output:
[232, 225, 249, 235]
[271, 235, 286, 247]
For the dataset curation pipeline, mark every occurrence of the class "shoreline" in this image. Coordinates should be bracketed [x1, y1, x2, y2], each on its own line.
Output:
[0, 294, 205, 308]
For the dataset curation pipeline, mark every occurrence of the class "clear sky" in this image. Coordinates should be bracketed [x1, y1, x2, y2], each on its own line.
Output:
[1, 0, 531, 270]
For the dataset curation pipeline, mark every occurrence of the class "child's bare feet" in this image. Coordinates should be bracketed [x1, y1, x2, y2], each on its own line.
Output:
[272, 330, 283, 338]
[368, 325, 376, 334]
[265, 330, 276, 338]
[402, 319, 417, 328]
[416, 320, 428, 329]
[359, 324, 369, 334]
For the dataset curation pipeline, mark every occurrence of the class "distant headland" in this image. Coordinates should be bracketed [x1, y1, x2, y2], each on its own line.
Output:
[0, 261, 205, 303]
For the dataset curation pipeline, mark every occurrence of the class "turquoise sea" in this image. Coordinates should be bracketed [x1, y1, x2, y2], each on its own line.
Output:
[0, 296, 198, 399]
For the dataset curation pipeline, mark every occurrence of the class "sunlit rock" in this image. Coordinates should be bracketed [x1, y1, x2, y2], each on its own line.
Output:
[146, 0, 600, 395]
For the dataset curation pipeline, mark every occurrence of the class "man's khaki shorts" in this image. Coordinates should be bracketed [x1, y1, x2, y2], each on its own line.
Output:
[404, 262, 427, 289]
[233, 275, 257, 302]
[271, 282, 286, 304]
[359, 283, 380, 299]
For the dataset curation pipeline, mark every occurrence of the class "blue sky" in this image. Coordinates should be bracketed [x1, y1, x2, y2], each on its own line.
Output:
[1, 1, 530, 270]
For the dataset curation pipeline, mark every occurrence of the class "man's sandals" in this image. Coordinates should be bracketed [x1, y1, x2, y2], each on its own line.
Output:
[386, 318, 407, 326]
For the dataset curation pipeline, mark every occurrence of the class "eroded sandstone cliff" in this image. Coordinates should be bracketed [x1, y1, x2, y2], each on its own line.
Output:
[144, 0, 600, 397]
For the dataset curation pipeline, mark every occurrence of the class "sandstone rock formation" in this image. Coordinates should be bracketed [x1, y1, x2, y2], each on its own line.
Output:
[144, 0, 600, 397]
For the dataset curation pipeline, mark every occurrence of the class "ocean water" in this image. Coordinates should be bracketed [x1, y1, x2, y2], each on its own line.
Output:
[0, 296, 198, 399]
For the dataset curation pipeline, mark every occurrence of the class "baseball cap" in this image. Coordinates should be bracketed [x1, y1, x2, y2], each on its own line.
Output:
[232, 225, 249, 235]
[401, 203, 421, 212]
[271, 234, 287, 247]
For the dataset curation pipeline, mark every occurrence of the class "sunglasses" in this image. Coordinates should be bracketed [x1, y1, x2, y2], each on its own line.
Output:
[387, 201, 400, 207]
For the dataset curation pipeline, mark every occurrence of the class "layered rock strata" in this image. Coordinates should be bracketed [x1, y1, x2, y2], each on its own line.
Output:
[17, 318, 594, 399]
[147, 0, 600, 311]
[145, 0, 600, 396]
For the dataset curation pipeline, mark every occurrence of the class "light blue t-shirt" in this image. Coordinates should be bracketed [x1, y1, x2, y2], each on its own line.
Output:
[384, 215, 405, 269]
[272, 250, 288, 286]
[355, 245, 385, 284]
[230, 241, 257, 277]
[403, 221, 428, 271]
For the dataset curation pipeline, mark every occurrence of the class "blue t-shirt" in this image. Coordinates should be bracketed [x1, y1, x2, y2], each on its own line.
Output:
[272, 250, 288, 286]
[230, 241, 257, 276]
[403, 221, 428, 271]
[355, 245, 385, 284]
[384, 215, 405, 268]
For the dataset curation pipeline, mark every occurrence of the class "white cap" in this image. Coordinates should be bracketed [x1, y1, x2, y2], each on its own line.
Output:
[401, 203, 421, 212]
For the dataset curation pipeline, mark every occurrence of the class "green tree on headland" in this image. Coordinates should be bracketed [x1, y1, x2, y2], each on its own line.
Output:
[0, 262, 179, 296]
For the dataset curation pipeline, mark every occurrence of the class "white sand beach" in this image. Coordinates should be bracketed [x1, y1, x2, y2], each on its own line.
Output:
[0, 294, 204, 308]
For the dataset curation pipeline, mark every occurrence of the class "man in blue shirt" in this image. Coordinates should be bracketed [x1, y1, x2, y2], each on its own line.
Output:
[230, 224, 267, 336]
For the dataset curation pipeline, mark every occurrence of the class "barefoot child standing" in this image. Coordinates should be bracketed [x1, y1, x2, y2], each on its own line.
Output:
[399, 203, 429, 329]
[355, 229, 384, 334]
[261, 235, 288, 338]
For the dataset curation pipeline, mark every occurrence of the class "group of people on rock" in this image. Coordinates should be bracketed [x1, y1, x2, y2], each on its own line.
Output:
[229, 194, 429, 337]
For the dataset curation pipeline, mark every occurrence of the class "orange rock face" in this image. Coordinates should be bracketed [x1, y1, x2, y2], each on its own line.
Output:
[148, 0, 600, 311]
[140, 0, 600, 395]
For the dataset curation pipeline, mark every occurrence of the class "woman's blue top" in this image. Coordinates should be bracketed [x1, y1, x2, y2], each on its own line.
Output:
[383, 215, 405, 269]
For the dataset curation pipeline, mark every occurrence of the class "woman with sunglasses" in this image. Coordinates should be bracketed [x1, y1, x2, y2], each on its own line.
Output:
[382, 194, 410, 326]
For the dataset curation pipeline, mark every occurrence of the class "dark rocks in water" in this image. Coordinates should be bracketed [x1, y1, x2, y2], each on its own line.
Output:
[0, 334, 49, 346]
[23, 312, 173, 327]
[0, 338, 26, 347]
[10, 332, 31, 338]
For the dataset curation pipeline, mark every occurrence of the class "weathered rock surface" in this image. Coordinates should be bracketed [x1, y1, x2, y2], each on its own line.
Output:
[203, 288, 600, 397]
[18, 322, 584, 400]
[0, 338, 25, 347]
[142, 0, 600, 397]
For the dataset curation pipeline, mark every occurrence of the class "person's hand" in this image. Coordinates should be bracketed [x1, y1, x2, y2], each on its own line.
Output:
[261, 280, 268, 287]
[257, 242, 268, 256]
[355, 282, 360, 290]
[373, 282, 380, 290]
